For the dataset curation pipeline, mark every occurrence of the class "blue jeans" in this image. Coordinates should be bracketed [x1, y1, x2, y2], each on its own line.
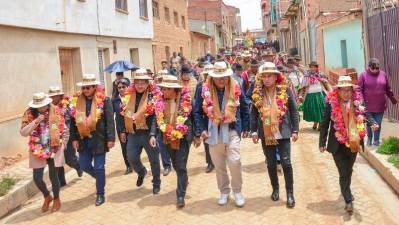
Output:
[157, 135, 171, 169]
[127, 132, 161, 187]
[79, 151, 106, 196]
[367, 112, 384, 145]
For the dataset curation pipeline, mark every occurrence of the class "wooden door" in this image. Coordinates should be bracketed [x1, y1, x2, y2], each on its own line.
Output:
[59, 49, 74, 95]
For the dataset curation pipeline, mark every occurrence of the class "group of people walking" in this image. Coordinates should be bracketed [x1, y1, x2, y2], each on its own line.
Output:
[20, 47, 396, 215]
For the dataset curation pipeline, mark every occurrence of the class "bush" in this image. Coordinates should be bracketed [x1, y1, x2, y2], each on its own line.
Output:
[0, 176, 18, 197]
[388, 155, 399, 169]
[377, 137, 399, 155]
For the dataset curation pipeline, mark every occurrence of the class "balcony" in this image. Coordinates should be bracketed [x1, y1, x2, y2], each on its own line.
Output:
[282, 0, 300, 19]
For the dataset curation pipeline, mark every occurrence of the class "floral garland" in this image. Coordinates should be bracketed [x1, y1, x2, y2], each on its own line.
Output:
[70, 85, 106, 121]
[327, 90, 366, 147]
[154, 87, 192, 140]
[120, 82, 159, 118]
[201, 80, 241, 123]
[27, 108, 65, 160]
[57, 95, 70, 117]
[252, 74, 288, 123]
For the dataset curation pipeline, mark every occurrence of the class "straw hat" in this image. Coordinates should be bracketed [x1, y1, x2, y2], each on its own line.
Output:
[201, 64, 214, 75]
[29, 92, 53, 108]
[133, 68, 152, 80]
[155, 69, 169, 79]
[47, 86, 64, 97]
[242, 51, 251, 57]
[208, 61, 233, 78]
[157, 75, 182, 89]
[258, 62, 281, 75]
[77, 74, 100, 87]
[336, 76, 354, 88]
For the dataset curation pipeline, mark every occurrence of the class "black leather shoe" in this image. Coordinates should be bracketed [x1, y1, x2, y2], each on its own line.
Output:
[60, 182, 67, 188]
[176, 197, 185, 208]
[163, 167, 171, 176]
[124, 167, 133, 175]
[95, 195, 105, 206]
[77, 169, 83, 178]
[205, 164, 215, 173]
[345, 202, 353, 213]
[153, 186, 161, 195]
[286, 191, 295, 208]
[136, 169, 147, 187]
[271, 189, 279, 201]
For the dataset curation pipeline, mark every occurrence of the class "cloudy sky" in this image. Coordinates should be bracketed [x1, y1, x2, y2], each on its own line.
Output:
[223, 0, 263, 31]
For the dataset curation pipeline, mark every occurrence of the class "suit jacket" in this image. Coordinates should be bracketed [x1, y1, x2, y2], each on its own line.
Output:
[71, 97, 116, 155]
[319, 102, 376, 154]
[250, 87, 299, 140]
[193, 81, 250, 137]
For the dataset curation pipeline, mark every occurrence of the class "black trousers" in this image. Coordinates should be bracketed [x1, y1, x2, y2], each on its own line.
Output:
[127, 132, 161, 187]
[33, 159, 60, 198]
[163, 137, 190, 198]
[204, 142, 213, 166]
[332, 144, 357, 203]
[118, 132, 130, 169]
[262, 138, 294, 192]
[58, 140, 81, 185]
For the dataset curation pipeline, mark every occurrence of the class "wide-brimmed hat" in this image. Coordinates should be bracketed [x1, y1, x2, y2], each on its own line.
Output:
[308, 61, 319, 67]
[208, 61, 233, 78]
[47, 86, 64, 97]
[181, 65, 192, 74]
[336, 76, 354, 88]
[242, 51, 251, 57]
[262, 51, 274, 57]
[157, 75, 182, 89]
[133, 68, 152, 80]
[154, 69, 169, 79]
[201, 64, 214, 75]
[258, 62, 281, 75]
[77, 74, 101, 87]
[29, 92, 53, 108]
[294, 55, 301, 60]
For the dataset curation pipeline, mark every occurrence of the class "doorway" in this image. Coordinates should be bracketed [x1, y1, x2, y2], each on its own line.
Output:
[59, 48, 82, 96]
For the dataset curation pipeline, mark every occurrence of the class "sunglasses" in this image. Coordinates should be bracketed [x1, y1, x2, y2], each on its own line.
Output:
[371, 67, 380, 70]
[117, 86, 127, 89]
[81, 86, 94, 90]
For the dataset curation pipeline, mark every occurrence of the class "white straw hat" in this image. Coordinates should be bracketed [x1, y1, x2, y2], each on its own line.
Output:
[47, 86, 64, 97]
[157, 75, 182, 89]
[336, 76, 353, 88]
[201, 64, 214, 75]
[133, 68, 153, 80]
[29, 92, 53, 108]
[258, 62, 281, 74]
[208, 62, 233, 78]
[77, 74, 101, 86]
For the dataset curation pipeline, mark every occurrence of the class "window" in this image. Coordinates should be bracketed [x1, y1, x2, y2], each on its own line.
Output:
[180, 47, 183, 55]
[152, 1, 159, 19]
[181, 16, 186, 29]
[165, 46, 170, 61]
[174, 11, 179, 26]
[340, 40, 348, 68]
[115, 0, 128, 12]
[164, 7, 170, 23]
[139, 0, 148, 18]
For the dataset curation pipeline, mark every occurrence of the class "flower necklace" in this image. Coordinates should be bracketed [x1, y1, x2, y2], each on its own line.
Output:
[327, 90, 366, 147]
[121, 82, 159, 118]
[27, 107, 65, 160]
[70, 85, 106, 121]
[201, 79, 241, 123]
[252, 75, 288, 123]
[57, 96, 70, 117]
[154, 87, 192, 141]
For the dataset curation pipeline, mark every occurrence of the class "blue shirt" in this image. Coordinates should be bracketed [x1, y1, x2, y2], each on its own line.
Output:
[84, 98, 93, 150]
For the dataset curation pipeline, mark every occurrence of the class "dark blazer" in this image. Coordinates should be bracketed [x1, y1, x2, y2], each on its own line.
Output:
[112, 93, 157, 137]
[250, 87, 299, 139]
[193, 82, 250, 136]
[71, 97, 116, 155]
[319, 102, 376, 154]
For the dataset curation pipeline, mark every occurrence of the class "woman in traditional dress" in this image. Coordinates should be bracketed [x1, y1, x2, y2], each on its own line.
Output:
[20, 92, 67, 212]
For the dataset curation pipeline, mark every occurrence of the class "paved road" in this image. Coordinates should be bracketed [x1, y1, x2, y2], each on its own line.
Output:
[1, 121, 398, 225]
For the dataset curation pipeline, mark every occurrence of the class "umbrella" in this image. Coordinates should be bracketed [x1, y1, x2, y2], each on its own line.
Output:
[104, 60, 139, 73]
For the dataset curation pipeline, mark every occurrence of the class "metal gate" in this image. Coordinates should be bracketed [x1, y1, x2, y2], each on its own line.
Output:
[366, 1, 399, 121]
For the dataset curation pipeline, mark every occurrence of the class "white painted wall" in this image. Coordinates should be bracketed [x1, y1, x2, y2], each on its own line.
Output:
[0, 0, 153, 39]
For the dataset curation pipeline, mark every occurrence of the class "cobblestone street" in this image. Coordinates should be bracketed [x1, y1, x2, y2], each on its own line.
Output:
[1, 121, 398, 225]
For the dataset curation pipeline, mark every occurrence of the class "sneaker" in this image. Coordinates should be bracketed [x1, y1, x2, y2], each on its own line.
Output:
[234, 192, 245, 207]
[373, 142, 380, 147]
[218, 193, 229, 206]
[163, 167, 171, 176]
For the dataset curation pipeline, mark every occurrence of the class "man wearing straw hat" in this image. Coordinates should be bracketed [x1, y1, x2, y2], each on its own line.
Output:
[70, 74, 115, 206]
[194, 61, 250, 207]
[251, 62, 299, 208]
[193, 64, 215, 173]
[155, 75, 193, 208]
[319, 75, 379, 213]
[47, 86, 83, 187]
[121, 68, 161, 194]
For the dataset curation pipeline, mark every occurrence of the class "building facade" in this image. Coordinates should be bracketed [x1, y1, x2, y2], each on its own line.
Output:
[0, 0, 154, 157]
[152, 0, 191, 72]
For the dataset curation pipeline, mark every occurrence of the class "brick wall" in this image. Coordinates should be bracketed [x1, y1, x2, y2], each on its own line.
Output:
[190, 32, 211, 60]
[152, 0, 191, 72]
